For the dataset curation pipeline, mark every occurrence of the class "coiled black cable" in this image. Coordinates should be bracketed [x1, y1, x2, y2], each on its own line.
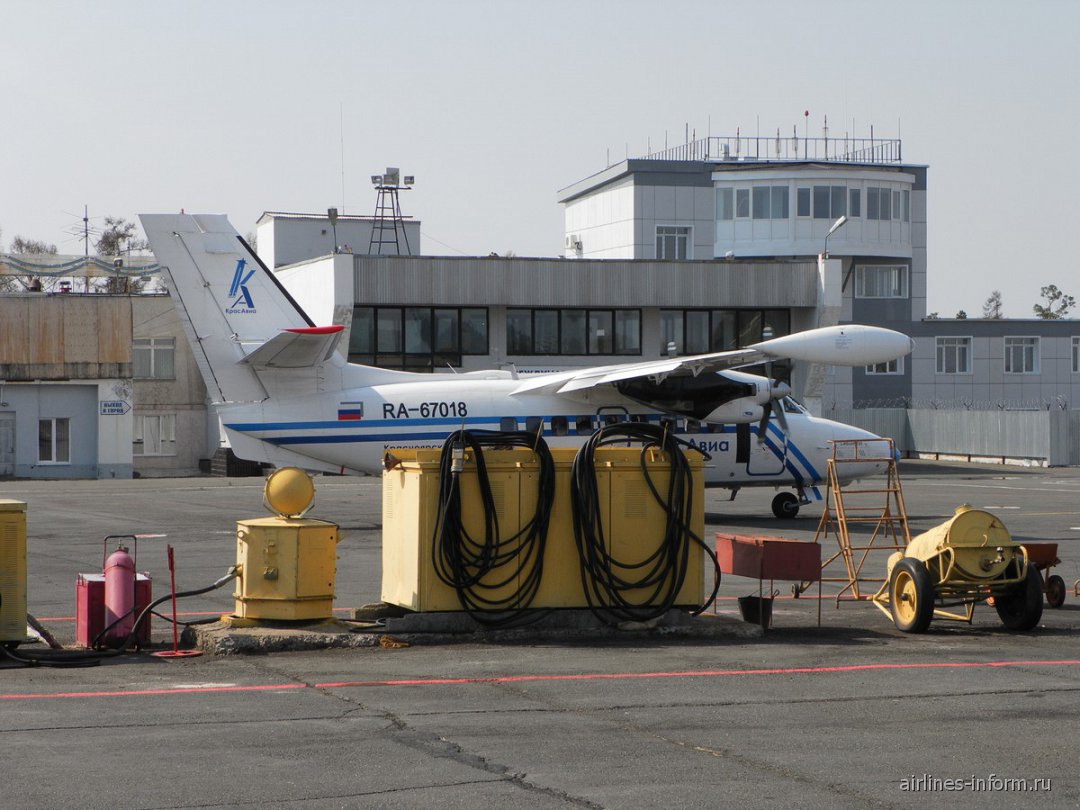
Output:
[431, 429, 555, 627]
[570, 422, 721, 624]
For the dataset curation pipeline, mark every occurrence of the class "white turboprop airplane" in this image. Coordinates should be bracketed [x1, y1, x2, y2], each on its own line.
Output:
[140, 213, 913, 518]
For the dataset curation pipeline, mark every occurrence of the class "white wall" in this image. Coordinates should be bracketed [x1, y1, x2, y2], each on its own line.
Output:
[257, 216, 422, 268]
[563, 179, 636, 258]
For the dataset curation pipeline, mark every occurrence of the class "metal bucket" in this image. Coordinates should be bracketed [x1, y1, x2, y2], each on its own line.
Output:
[738, 595, 773, 627]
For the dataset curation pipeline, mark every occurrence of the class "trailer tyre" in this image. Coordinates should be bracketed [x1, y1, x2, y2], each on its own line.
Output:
[995, 565, 1044, 630]
[1045, 574, 1066, 609]
[889, 558, 934, 633]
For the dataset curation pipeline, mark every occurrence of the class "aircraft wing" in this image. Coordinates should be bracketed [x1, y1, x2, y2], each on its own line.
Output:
[511, 324, 913, 397]
[239, 326, 344, 369]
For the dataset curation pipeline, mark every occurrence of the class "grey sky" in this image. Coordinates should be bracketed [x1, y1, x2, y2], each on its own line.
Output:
[2, 0, 1076, 318]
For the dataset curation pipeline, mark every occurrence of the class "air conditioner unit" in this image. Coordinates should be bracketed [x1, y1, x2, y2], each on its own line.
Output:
[565, 235, 576, 249]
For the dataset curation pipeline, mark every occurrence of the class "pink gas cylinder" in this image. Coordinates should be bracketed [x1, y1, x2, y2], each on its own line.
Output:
[104, 543, 136, 647]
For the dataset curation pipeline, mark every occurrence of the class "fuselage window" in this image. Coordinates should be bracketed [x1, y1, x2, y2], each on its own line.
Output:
[500, 417, 518, 432]
[551, 416, 569, 436]
[525, 416, 544, 435]
[685, 418, 702, 434]
[660, 416, 681, 433]
[575, 415, 594, 434]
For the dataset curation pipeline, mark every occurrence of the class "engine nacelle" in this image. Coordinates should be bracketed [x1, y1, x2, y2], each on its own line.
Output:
[703, 399, 764, 424]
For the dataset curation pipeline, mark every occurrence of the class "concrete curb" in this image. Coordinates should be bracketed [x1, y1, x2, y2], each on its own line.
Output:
[183, 609, 763, 655]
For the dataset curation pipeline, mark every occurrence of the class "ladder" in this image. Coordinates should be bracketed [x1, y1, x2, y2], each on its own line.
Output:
[813, 438, 911, 603]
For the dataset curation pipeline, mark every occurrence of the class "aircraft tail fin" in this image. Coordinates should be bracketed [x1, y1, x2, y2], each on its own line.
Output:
[140, 213, 329, 403]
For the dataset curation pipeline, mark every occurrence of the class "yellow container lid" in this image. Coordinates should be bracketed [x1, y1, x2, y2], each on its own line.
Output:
[0, 499, 27, 512]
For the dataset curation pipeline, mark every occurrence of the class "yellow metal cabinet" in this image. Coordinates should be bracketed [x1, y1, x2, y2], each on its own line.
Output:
[380, 447, 703, 613]
[0, 500, 27, 642]
[234, 517, 338, 620]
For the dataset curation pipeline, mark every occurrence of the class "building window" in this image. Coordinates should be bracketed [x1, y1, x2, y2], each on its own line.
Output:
[656, 226, 690, 259]
[735, 189, 750, 218]
[867, 187, 894, 221]
[349, 306, 488, 370]
[813, 185, 847, 220]
[750, 186, 788, 220]
[771, 186, 789, 219]
[796, 187, 811, 217]
[507, 309, 640, 356]
[133, 338, 175, 379]
[1073, 337, 1080, 373]
[660, 308, 790, 355]
[133, 414, 176, 456]
[903, 189, 911, 222]
[716, 187, 733, 220]
[855, 265, 908, 298]
[849, 188, 861, 218]
[866, 357, 903, 375]
[1004, 337, 1040, 374]
[38, 418, 70, 464]
[936, 337, 972, 374]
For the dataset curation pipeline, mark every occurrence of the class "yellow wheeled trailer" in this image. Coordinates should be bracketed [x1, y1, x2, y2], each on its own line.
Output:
[873, 505, 1043, 633]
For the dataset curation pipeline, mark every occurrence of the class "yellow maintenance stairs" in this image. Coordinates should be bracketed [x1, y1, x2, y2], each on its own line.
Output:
[811, 438, 911, 604]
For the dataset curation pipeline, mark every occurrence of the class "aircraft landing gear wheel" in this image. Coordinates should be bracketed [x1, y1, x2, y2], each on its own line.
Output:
[1046, 574, 1066, 608]
[995, 566, 1044, 630]
[772, 491, 800, 519]
[890, 558, 934, 633]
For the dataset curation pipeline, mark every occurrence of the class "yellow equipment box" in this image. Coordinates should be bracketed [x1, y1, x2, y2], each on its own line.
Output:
[380, 447, 703, 613]
[0, 500, 27, 643]
[234, 517, 338, 621]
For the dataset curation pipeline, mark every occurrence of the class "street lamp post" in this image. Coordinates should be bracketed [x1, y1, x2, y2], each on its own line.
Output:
[823, 215, 848, 258]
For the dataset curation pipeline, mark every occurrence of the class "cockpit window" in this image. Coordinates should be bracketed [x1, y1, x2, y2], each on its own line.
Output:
[781, 396, 807, 414]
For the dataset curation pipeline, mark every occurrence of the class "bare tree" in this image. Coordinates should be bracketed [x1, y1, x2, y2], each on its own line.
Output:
[2, 235, 60, 292]
[94, 217, 149, 294]
[982, 290, 1003, 319]
[10, 236, 57, 255]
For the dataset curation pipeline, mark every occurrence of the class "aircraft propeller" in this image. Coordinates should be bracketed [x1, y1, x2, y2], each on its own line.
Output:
[756, 358, 790, 444]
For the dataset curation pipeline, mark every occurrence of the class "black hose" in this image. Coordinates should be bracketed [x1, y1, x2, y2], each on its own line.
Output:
[570, 422, 721, 625]
[431, 429, 555, 627]
[0, 568, 237, 668]
[92, 567, 238, 651]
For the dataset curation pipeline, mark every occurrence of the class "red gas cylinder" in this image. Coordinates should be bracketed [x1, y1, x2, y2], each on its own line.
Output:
[104, 544, 136, 647]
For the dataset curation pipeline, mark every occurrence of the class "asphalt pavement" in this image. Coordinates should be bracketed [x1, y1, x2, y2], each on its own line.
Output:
[3, 460, 1080, 809]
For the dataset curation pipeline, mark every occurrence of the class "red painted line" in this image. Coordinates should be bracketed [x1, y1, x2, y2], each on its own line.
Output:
[313, 659, 1080, 689]
[0, 683, 306, 701]
[5, 660, 1079, 703]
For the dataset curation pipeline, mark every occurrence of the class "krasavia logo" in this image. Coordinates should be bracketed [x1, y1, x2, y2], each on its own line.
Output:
[226, 258, 256, 314]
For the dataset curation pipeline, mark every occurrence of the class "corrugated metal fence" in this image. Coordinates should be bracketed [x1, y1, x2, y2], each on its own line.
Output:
[829, 409, 1080, 467]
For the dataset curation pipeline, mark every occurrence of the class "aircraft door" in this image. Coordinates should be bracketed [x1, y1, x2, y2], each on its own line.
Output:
[737, 422, 787, 476]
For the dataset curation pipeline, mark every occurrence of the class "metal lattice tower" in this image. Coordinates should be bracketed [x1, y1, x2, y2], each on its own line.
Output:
[368, 168, 413, 255]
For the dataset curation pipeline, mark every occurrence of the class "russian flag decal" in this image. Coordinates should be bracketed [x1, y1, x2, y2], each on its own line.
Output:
[338, 401, 363, 421]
